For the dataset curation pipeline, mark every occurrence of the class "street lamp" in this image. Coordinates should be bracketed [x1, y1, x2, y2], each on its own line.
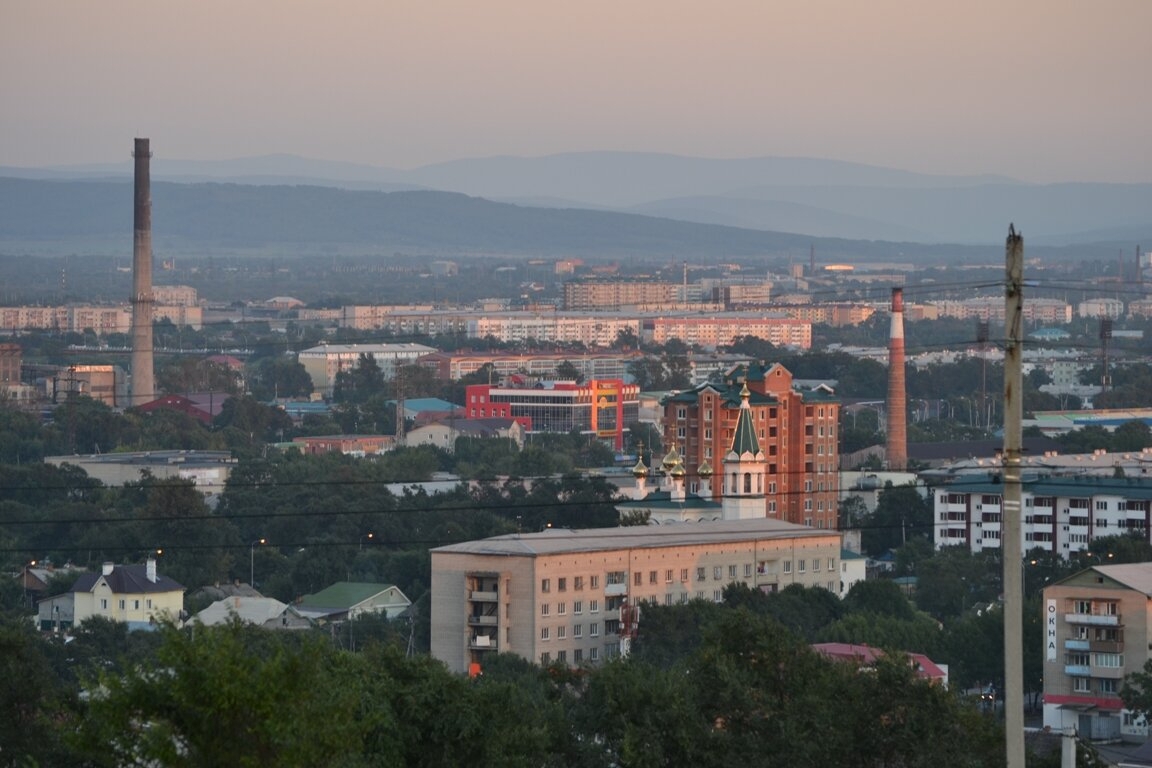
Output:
[250, 538, 266, 587]
[360, 532, 374, 551]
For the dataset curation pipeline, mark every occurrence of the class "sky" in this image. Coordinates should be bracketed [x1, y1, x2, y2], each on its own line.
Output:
[2, 0, 1150, 183]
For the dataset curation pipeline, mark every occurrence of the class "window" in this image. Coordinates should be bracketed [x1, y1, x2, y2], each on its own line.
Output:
[680, 568, 689, 582]
[100, 599, 108, 610]
[783, 561, 792, 574]
[812, 559, 821, 573]
[728, 565, 737, 579]
[1100, 679, 1118, 694]
[574, 648, 583, 663]
[634, 572, 642, 586]
[557, 650, 567, 663]
[557, 626, 566, 639]
[540, 652, 551, 664]
[650, 570, 658, 584]
[590, 622, 600, 637]
[146, 599, 152, 610]
[713, 566, 723, 580]
[558, 577, 567, 592]
[677, 407, 686, 420]
[665, 569, 674, 583]
[573, 600, 583, 615]
[744, 563, 753, 578]
[574, 624, 583, 638]
[590, 599, 600, 613]
[1073, 677, 1090, 693]
[798, 560, 807, 573]
[119, 599, 126, 610]
[541, 628, 550, 641]
[133, 600, 140, 610]
[589, 647, 599, 661]
[606, 571, 625, 586]
[697, 567, 707, 581]
[713, 590, 723, 602]
[828, 558, 835, 571]
[574, 576, 584, 591]
[557, 602, 567, 615]
[590, 575, 600, 589]
[679, 592, 688, 604]
[541, 578, 551, 593]
[541, 604, 550, 617]
[1095, 653, 1123, 668]
[665, 594, 673, 606]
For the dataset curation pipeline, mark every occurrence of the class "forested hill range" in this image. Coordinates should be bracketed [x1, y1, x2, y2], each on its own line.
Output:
[0, 175, 1139, 266]
[1, 150, 1149, 251]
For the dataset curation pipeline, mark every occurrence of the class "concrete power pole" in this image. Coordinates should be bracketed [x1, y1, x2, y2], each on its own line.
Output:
[1003, 224, 1026, 768]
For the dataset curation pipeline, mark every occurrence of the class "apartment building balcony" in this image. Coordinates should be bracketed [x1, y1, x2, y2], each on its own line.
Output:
[1092, 666, 1125, 680]
[1064, 638, 1090, 651]
[469, 590, 499, 601]
[1064, 664, 1091, 676]
[468, 615, 498, 626]
[1090, 640, 1124, 653]
[1065, 613, 1120, 626]
[469, 635, 498, 651]
[604, 582, 628, 597]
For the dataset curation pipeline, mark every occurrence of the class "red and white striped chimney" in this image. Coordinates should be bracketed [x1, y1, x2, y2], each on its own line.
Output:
[886, 287, 908, 470]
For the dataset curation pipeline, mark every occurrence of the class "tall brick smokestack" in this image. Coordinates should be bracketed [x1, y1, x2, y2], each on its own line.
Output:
[130, 138, 154, 407]
[886, 286, 907, 470]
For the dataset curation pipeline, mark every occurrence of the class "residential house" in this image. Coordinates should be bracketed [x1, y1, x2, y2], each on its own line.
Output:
[294, 582, 412, 623]
[36, 558, 184, 632]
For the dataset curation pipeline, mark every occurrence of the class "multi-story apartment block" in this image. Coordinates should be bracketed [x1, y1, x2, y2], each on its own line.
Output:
[417, 350, 642, 382]
[1077, 298, 1125, 320]
[662, 362, 840, 529]
[927, 298, 1072, 325]
[152, 285, 199, 306]
[297, 343, 437, 397]
[933, 475, 1152, 559]
[465, 379, 639, 451]
[647, 316, 812, 349]
[563, 280, 676, 310]
[431, 518, 843, 673]
[1042, 564, 1152, 741]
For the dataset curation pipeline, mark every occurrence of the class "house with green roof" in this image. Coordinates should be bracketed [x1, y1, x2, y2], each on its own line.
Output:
[295, 582, 411, 622]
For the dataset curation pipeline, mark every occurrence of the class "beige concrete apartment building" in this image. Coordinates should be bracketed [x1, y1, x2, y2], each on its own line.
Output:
[431, 519, 843, 673]
[1042, 564, 1152, 742]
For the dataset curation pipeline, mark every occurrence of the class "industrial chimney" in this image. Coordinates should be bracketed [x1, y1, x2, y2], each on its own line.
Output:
[886, 287, 908, 470]
[130, 138, 154, 407]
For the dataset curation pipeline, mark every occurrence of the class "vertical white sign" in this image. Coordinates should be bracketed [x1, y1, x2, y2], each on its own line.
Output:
[1046, 599, 1058, 661]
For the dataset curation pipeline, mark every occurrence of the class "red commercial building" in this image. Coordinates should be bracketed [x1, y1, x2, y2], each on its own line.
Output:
[465, 379, 639, 451]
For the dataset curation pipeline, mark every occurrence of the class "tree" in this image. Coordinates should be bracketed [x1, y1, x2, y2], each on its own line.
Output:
[554, 359, 584, 383]
[860, 482, 932, 557]
[76, 619, 370, 766]
[1113, 420, 1152, 452]
[0, 618, 81, 765]
[248, 355, 314, 400]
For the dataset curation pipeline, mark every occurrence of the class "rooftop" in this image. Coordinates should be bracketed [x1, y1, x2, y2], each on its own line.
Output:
[433, 517, 839, 558]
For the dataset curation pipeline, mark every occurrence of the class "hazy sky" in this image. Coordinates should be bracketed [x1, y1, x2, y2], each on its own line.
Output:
[3, 0, 1150, 183]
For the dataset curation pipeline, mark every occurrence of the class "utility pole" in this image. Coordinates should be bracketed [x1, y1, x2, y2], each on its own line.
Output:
[1003, 224, 1026, 768]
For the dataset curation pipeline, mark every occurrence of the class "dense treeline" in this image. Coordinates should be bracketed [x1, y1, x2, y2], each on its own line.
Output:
[2, 589, 1111, 767]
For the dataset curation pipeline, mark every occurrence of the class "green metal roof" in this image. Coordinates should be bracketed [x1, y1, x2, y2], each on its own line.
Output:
[729, 385, 761, 456]
[298, 582, 399, 611]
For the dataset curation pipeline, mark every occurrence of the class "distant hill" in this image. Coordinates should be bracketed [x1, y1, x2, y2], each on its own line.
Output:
[4, 151, 1148, 247]
[0, 175, 1133, 264]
